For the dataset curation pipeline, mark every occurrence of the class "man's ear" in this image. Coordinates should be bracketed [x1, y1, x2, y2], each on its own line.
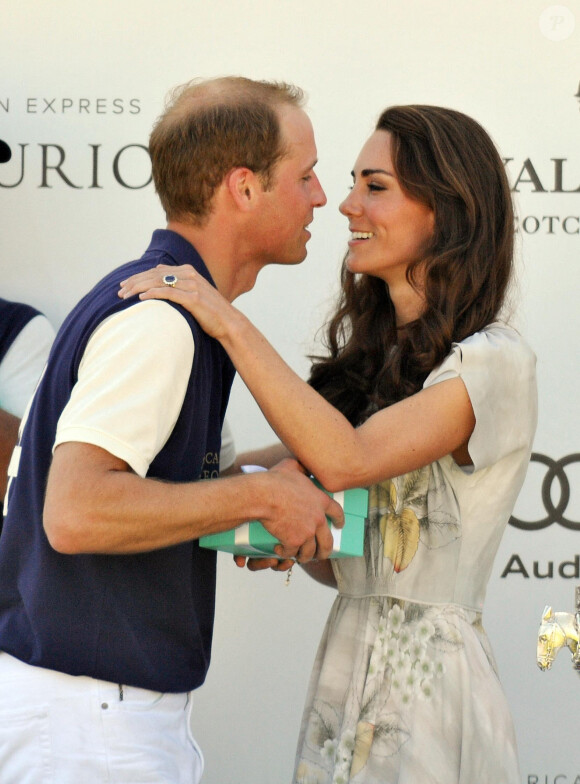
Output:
[225, 167, 261, 212]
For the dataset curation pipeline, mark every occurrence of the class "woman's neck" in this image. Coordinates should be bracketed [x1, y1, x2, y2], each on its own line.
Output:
[386, 278, 426, 327]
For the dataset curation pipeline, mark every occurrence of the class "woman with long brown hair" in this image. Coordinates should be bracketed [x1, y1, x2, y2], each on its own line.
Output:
[120, 105, 537, 783]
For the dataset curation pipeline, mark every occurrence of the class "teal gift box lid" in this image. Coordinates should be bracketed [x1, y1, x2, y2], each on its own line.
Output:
[199, 473, 368, 559]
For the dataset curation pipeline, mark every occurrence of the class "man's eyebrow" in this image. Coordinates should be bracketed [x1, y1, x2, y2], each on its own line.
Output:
[303, 158, 318, 174]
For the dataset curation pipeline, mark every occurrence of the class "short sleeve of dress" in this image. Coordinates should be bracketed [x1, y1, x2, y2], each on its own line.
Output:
[423, 323, 537, 471]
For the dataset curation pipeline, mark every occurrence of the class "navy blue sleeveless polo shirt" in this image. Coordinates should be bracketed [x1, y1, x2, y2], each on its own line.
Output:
[0, 298, 43, 521]
[0, 230, 235, 692]
[0, 298, 42, 364]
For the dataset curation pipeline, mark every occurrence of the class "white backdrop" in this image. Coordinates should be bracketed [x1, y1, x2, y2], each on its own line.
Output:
[1, 2, 579, 782]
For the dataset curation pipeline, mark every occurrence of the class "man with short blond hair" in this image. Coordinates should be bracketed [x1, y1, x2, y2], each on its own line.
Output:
[150, 76, 305, 223]
[0, 76, 340, 784]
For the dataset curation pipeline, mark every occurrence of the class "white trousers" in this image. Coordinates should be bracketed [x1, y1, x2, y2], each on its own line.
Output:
[0, 652, 204, 784]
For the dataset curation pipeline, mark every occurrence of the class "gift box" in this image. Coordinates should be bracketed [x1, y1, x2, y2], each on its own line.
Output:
[199, 478, 368, 559]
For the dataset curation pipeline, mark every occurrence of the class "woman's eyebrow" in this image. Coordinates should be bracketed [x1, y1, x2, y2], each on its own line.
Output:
[351, 168, 394, 178]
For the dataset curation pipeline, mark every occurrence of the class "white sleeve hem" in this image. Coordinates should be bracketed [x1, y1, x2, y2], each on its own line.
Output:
[54, 301, 195, 476]
[53, 426, 151, 478]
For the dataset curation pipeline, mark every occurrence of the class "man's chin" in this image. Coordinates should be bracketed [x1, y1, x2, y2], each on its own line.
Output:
[283, 246, 308, 266]
[262, 243, 309, 267]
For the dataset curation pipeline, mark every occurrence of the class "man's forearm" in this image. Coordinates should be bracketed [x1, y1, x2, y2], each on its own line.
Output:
[43, 442, 342, 558]
[0, 408, 20, 500]
[43, 442, 283, 554]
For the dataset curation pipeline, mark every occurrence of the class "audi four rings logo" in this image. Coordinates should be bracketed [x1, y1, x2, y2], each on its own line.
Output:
[509, 453, 580, 531]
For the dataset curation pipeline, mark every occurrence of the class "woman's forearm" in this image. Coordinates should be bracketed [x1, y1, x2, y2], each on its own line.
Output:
[219, 311, 475, 490]
[234, 443, 292, 471]
[221, 311, 365, 490]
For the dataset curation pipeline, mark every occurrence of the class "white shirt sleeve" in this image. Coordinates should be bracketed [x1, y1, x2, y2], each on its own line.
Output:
[219, 417, 236, 472]
[54, 300, 195, 478]
[0, 314, 55, 417]
[423, 323, 537, 471]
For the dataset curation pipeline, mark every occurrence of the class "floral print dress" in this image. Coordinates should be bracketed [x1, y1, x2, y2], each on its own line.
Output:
[293, 324, 538, 784]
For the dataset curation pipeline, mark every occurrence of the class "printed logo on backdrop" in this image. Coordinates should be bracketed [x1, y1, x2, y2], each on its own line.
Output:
[503, 452, 580, 580]
[505, 151, 580, 237]
[0, 95, 151, 190]
[510, 453, 580, 531]
[0, 138, 11, 164]
[500, 70, 580, 237]
[527, 773, 580, 784]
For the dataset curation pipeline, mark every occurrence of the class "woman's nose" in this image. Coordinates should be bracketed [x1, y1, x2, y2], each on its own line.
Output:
[339, 189, 361, 217]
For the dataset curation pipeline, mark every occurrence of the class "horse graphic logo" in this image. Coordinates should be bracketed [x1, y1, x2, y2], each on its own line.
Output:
[537, 587, 580, 675]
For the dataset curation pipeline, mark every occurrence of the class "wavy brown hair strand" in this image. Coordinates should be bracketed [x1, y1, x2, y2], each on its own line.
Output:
[309, 105, 515, 424]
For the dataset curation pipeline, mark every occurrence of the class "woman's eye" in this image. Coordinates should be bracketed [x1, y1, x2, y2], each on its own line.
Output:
[368, 182, 386, 192]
